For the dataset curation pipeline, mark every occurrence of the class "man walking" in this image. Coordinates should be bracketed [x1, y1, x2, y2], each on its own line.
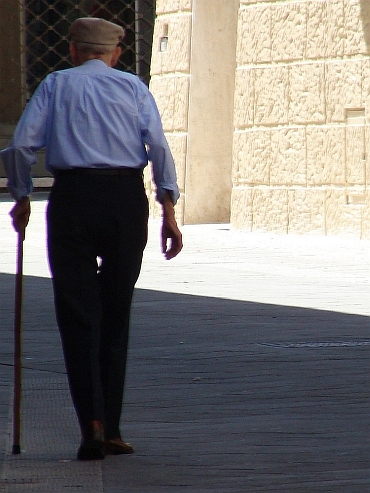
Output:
[1, 17, 182, 460]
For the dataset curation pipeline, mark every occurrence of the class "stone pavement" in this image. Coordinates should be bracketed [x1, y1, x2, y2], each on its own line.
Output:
[0, 193, 369, 493]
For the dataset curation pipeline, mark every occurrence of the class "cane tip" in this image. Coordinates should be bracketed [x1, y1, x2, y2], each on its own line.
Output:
[12, 444, 21, 454]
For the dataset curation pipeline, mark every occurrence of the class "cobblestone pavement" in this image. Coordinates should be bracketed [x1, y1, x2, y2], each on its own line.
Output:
[0, 194, 369, 492]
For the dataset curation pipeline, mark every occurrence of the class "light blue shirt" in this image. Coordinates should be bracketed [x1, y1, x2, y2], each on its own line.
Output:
[1, 59, 180, 203]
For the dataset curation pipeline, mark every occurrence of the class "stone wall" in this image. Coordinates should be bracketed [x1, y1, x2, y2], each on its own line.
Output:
[232, 0, 370, 238]
[152, 0, 370, 238]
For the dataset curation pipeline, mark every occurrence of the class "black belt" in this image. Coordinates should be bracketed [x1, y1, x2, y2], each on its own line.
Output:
[54, 167, 143, 177]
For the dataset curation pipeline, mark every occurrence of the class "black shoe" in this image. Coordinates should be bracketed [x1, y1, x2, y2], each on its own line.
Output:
[77, 420, 105, 460]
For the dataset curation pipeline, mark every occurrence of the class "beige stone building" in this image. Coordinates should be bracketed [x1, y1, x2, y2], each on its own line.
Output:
[149, 0, 370, 239]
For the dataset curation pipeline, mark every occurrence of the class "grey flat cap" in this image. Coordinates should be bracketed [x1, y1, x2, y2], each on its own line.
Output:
[69, 17, 124, 47]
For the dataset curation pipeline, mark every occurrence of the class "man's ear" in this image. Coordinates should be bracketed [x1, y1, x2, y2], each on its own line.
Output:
[69, 43, 77, 65]
[110, 46, 122, 67]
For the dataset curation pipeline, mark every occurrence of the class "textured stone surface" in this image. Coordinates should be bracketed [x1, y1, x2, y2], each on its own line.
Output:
[236, 5, 271, 64]
[252, 188, 289, 233]
[289, 63, 325, 124]
[270, 2, 306, 61]
[306, 126, 346, 185]
[240, 0, 273, 3]
[344, 0, 369, 56]
[233, 68, 254, 128]
[254, 66, 290, 125]
[325, 189, 363, 237]
[229, 187, 253, 231]
[233, 129, 270, 185]
[306, 0, 344, 59]
[151, 14, 191, 75]
[270, 128, 306, 186]
[362, 192, 370, 239]
[362, 59, 370, 104]
[365, 125, 370, 187]
[230, 0, 370, 237]
[165, 133, 187, 190]
[149, 75, 189, 132]
[346, 125, 366, 184]
[156, 0, 192, 14]
[288, 189, 325, 235]
[325, 60, 364, 123]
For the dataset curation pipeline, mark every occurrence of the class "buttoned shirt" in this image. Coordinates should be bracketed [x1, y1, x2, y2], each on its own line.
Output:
[1, 59, 180, 203]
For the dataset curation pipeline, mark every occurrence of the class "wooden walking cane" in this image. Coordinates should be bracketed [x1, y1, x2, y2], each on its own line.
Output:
[12, 231, 24, 455]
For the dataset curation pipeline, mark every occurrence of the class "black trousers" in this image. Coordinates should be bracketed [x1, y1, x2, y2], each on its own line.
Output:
[47, 172, 148, 440]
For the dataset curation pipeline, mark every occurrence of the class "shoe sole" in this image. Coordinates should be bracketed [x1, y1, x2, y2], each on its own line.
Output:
[103, 442, 134, 455]
[77, 440, 105, 460]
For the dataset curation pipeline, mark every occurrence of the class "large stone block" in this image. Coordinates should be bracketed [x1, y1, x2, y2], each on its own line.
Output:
[175, 194, 185, 224]
[362, 59, 370, 108]
[149, 75, 189, 132]
[270, 128, 306, 185]
[271, 2, 306, 62]
[346, 125, 366, 184]
[306, 126, 346, 185]
[156, 0, 192, 14]
[230, 187, 253, 231]
[150, 76, 174, 128]
[359, 0, 370, 53]
[325, 60, 363, 122]
[254, 66, 290, 125]
[361, 192, 370, 239]
[289, 63, 325, 123]
[151, 14, 192, 75]
[252, 188, 289, 233]
[233, 68, 254, 128]
[232, 129, 271, 185]
[306, 0, 344, 59]
[288, 189, 325, 235]
[172, 77, 190, 131]
[240, 0, 273, 3]
[165, 133, 187, 190]
[236, 5, 271, 65]
[365, 124, 370, 186]
[344, 0, 369, 56]
[325, 188, 362, 237]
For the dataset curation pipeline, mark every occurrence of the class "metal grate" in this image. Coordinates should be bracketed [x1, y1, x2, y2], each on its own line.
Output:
[22, 0, 156, 98]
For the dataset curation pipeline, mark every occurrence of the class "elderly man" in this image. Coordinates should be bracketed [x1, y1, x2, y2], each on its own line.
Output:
[1, 17, 182, 460]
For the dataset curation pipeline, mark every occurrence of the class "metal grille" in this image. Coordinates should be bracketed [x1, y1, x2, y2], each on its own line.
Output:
[22, 0, 156, 98]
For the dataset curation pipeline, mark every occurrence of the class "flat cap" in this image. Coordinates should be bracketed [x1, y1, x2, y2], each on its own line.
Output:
[69, 17, 124, 47]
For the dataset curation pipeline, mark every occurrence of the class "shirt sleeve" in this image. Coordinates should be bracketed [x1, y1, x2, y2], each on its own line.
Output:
[0, 78, 51, 200]
[138, 86, 180, 205]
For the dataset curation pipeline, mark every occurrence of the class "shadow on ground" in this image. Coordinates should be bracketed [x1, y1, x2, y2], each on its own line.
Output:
[0, 273, 369, 493]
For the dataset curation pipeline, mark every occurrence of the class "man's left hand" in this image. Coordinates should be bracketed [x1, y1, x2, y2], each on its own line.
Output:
[10, 196, 31, 239]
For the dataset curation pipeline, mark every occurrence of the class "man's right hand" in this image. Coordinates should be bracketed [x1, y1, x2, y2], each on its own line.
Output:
[10, 196, 31, 239]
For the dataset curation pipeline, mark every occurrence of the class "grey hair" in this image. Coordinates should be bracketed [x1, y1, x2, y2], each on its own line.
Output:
[73, 41, 116, 55]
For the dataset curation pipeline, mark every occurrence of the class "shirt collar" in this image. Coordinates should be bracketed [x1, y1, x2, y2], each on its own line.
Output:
[81, 59, 110, 69]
